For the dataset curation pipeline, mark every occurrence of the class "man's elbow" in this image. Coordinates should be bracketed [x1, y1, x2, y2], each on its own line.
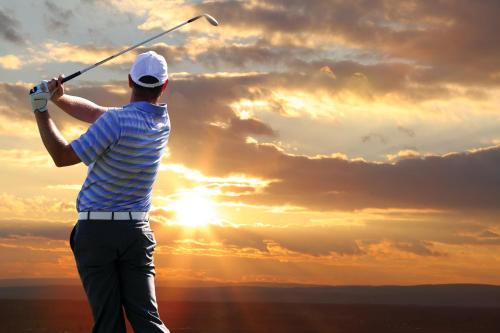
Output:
[53, 158, 66, 168]
[52, 146, 81, 167]
[52, 154, 68, 167]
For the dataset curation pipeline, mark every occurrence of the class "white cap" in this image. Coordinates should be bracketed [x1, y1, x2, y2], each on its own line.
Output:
[130, 51, 168, 88]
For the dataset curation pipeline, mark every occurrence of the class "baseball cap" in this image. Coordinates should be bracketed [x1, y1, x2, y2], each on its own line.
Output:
[130, 51, 168, 88]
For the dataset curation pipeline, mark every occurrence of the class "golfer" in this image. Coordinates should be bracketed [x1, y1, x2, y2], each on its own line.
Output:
[29, 51, 171, 333]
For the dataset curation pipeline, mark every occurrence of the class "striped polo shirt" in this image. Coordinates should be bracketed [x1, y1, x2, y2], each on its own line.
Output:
[70, 101, 170, 212]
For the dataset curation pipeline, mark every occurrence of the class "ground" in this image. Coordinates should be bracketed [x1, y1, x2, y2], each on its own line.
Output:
[1, 300, 499, 333]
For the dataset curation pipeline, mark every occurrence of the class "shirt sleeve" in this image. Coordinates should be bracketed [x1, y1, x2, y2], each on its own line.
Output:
[70, 110, 121, 166]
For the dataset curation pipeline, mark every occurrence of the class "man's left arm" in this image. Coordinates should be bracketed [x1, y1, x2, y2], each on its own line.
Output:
[34, 111, 81, 167]
[30, 80, 81, 167]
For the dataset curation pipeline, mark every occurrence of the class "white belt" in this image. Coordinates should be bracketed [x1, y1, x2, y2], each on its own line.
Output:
[78, 211, 149, 221]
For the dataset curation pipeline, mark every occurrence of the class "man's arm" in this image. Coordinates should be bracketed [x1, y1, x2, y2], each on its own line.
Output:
[53, 95, 107, 123]
[34, 111, 81, 167]
[30, 78, 119, 168]
[50, 76, 107, 123]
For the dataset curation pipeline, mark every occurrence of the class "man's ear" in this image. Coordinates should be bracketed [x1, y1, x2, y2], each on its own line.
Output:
[128, 74, 133, 88]
[161, 79, 169, 93]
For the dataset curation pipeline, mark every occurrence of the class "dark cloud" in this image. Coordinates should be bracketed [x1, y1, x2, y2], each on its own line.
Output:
[195, 41, 318, 70]
[228, 117, 276, 137]
[220, 144, 500, 211]
[44, 1, 74, 32]
[128, 41, 464, 102]
[0, 8, 24, 44]
[0, 220, 72, 241]
[361, 133, 387, 145]
[137, 44, 187, 67]
[392, 240, 443, 257]
[0, 83, 31, 121]
[479, 230, 499, 239]
[197, 0, 500, 88]
[171, 41, 439, 100]
[397, 126, 416, 138]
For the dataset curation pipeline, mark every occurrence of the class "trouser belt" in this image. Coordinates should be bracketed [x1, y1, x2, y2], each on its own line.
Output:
[78, 211, 149, 221]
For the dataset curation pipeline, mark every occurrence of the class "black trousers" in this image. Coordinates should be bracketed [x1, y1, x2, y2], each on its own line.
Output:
[70, 219, 169, 333]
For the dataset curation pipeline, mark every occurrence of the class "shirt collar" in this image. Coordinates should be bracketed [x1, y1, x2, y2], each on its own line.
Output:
[124, 101, 167, 115]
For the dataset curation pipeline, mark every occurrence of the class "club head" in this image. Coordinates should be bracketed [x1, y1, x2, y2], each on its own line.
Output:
[203, 13, 219, 26]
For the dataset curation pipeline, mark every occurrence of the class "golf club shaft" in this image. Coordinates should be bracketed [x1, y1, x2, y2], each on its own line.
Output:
[29, 14, 217, 94]
[61, 19, 196, 84]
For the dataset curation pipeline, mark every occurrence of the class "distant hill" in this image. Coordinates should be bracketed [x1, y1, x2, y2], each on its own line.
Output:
[0, 279, 499, 307]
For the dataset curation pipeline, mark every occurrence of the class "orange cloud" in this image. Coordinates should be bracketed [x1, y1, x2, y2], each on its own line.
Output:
[0, 54, 22, 70]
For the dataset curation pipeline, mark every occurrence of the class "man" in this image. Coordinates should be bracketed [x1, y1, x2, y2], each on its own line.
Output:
[29, 51, 171, 333]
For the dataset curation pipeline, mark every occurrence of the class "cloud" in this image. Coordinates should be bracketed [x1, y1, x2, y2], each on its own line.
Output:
[42, 41, 136, 66]
[147, 221, 364, 257]
[0, 193, 75, 218]
[4, 41, 185, 74]
[90, 0, 500, 93]
[194, 41, 318, 70]
[162, 71, 500, 211]
[0, 8, 24, 44]
[229, 144, 500, 211]
[0, 149, 54, 168]
[3, 61, 498, 213]
[196, 0, 500, 88]
[152, 74, 500, 212]
[0, 54, 22, 70]
[3, 72, 492, 212]
[397, 125, 416, 138]
[1, 207, 498, 262]
[361, 133, 387, 145]
[0, 82, 128, 125]
[0, 83, 33, 121]
[149, 208, 499, 258]
[0, 219, 72, 241]
[479, 230, 500, 239]
[102, 0, 197, 32]
[44, 1, 74, 32]
[391, 240, 443, 257]
[386, 149, 421, 162]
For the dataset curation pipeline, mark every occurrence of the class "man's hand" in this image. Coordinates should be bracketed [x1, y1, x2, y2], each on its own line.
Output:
[29, 80, 51, 113]
[48, 75, 65, 102]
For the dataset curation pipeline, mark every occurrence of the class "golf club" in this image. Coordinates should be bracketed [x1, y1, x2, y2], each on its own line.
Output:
[30, 13, 218, 93]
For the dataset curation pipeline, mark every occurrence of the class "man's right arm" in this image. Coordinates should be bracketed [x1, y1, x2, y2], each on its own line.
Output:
[50, 76, 107, 123]
[53, 94, 107, 123]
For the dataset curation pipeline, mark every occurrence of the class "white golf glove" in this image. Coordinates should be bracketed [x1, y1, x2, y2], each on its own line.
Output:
[29, 80, 51, 113]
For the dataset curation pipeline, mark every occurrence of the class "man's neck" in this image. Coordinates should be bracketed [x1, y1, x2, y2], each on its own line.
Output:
[130, 94, 159, 105]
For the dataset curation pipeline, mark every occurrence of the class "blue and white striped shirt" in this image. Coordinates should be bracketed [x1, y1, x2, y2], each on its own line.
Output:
[70, 101, 170, 212]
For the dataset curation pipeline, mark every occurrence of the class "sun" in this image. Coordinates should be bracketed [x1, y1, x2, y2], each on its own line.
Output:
[171, 191, 218, 227]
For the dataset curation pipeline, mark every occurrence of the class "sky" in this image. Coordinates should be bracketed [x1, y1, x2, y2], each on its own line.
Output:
[0, 0, 499, 286]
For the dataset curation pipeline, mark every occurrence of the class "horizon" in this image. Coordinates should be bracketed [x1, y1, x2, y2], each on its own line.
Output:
[1, 277, 500, 288]
[2, 281, 500, 309]
[1, 0, 499, 287]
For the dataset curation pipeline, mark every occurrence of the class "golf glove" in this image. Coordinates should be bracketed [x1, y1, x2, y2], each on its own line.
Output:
[29, 80, 51, 113]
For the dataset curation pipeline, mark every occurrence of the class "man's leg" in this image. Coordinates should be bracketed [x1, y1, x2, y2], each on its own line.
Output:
[72, 221, 127, 333]
[119, 224, 169, 333]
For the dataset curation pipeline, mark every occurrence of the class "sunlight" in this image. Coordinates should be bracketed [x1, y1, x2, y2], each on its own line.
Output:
[171, 191, 219, 228]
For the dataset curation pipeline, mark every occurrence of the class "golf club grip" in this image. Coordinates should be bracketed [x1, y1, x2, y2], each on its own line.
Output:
[62, 71, 82, 83]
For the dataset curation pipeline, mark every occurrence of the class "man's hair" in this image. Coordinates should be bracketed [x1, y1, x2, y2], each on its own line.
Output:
[132, 75, 164, 100]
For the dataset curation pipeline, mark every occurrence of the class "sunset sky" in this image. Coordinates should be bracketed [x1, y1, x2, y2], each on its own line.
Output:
[0, 0, 499, 286]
